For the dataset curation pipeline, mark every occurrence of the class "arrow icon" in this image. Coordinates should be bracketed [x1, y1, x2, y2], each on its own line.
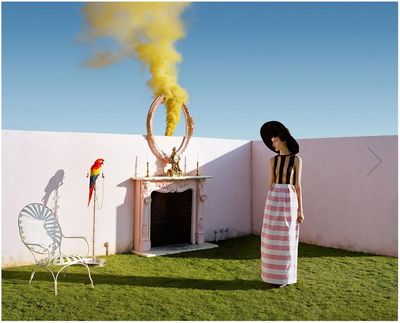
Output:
[367, 147, 383, 176]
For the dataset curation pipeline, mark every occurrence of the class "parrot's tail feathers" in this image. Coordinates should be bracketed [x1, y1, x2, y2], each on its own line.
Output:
[88, 187, 94, 206]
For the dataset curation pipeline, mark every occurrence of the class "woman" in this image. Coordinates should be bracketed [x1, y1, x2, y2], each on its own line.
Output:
[259, 121, 304, 288]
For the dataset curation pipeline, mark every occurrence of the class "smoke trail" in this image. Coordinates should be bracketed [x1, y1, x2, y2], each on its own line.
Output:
[81, 3, 190, 136]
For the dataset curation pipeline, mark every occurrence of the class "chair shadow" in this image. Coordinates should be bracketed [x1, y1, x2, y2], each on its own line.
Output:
[2, 270, 271, 291]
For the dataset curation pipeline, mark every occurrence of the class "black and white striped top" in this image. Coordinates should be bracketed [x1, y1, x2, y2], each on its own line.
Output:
[273, 154, 296, 185]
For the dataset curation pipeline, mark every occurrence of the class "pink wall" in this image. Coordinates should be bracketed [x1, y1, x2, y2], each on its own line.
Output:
[2, 130, 396, 267]
[252, 135, 397, 256]
[2, 130, 251, 267]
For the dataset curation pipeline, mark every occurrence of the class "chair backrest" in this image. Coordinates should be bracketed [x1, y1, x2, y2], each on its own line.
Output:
[18, 203, 62, 255]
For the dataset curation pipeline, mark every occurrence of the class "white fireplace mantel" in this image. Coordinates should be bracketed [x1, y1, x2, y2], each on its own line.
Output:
[131, 176, 212, 254]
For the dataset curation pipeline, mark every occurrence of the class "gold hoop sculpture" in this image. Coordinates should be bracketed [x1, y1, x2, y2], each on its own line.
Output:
[146, 95, 194, 163]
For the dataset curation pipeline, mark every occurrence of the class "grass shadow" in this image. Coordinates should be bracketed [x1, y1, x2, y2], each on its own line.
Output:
[164, 235, 383, 260]
[165, 235, 259, 260]
[298, 242, 392, 258]
[2, 270, 271, 291]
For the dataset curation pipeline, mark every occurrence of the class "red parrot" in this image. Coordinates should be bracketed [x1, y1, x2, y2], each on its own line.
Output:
[88, 158, 104, 206]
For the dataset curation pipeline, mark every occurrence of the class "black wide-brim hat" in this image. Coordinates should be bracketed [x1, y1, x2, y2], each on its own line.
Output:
[260, 121, 299, 154]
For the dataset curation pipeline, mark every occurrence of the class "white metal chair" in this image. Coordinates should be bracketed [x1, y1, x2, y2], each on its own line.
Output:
[18, 203, 94, 295]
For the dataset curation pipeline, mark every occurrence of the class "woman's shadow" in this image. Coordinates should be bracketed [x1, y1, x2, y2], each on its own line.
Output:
[41, 169, 65, 214]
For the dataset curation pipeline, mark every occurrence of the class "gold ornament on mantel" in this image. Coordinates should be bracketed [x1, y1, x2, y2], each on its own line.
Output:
[166, 147, 184, 177]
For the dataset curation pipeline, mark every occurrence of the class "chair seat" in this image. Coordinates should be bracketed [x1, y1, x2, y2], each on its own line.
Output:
[38, 255, 87, 267]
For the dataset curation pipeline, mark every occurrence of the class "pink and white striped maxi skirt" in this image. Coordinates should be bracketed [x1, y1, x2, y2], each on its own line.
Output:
[261, 183, 300, 285]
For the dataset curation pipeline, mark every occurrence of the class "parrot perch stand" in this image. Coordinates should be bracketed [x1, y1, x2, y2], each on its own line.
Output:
[85, 172, 107, 267]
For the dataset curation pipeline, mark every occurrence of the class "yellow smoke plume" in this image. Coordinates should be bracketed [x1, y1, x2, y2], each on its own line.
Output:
[81, 3, 190, 136]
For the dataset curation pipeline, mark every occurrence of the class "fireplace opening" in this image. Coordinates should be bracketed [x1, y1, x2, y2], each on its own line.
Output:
[150, 189, 192, 247]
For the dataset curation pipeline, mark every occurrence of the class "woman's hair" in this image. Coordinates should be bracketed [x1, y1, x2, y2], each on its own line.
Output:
[271, 130, 288, 143]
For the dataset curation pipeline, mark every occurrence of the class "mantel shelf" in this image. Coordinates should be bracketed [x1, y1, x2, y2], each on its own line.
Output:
[132, 176, 212, 181]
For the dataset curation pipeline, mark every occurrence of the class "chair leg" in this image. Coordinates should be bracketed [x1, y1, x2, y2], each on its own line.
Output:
[55, 265, 70, 295]
[29, 270, 36, 284]
[45, 267, 58, 296]
[80, 263, 94, 288]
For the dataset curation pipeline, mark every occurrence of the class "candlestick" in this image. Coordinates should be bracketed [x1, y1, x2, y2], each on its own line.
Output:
[184, 156, 187, 174]
[134, 156, 138, 177]
[146, 161, 149, 177]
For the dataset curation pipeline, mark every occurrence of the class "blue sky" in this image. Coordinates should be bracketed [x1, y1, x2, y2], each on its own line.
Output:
[2, 2, 397, 140]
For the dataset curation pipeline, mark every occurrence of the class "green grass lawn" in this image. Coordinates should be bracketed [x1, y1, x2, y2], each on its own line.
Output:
[2, 235, 397, 320]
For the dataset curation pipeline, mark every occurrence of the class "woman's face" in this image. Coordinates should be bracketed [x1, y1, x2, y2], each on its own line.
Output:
[271, 136, 287, 152]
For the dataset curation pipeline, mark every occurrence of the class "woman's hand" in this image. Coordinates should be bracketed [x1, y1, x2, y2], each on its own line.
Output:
[297, 209, 304, 224]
